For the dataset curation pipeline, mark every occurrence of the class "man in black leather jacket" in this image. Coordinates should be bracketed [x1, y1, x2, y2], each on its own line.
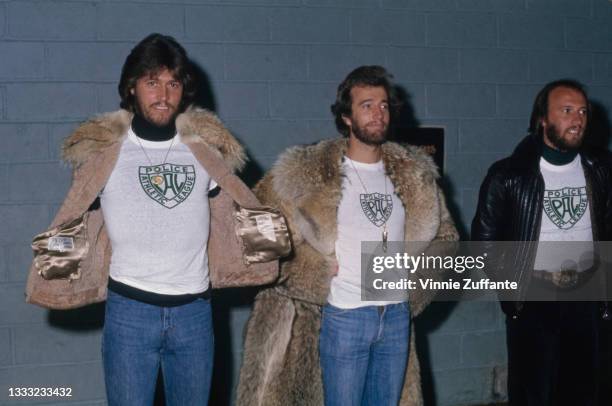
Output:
[472, 79, 612, 406]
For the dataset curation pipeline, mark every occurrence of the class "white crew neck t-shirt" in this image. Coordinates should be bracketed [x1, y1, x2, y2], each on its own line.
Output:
[100, 128, 216, 295]
[534, 155, 594, 272]
[328, 157, 406, 309]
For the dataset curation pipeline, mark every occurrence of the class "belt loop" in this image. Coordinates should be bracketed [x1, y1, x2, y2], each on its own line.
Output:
[377, 306, 384, 316]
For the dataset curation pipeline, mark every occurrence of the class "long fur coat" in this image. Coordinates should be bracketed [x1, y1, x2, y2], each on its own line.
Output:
[237, 138, 459, 405]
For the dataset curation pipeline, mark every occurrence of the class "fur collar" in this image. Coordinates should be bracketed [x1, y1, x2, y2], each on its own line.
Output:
[269, 138, 443, 256]
[62, 107, 246, 171]
[272, 139, 439, 204]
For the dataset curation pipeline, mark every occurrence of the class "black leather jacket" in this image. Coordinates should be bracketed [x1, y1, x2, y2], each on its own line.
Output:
[471, 133, 612, 317]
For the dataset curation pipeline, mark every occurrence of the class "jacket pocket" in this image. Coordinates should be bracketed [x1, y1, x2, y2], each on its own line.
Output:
[31, 212, 89, 281]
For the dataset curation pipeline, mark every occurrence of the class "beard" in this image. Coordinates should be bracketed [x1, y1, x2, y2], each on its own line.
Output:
[545, 123, 584, 151]
[135, 100, 180, 128]
[351, 121, 389, 146]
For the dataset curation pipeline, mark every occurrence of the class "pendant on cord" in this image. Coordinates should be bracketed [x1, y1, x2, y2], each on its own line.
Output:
[382, 229, 388, 253]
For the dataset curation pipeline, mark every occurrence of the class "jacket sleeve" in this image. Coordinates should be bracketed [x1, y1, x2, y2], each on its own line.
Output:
[254, 172, 304, 246]
[604, 153, 612, 241]
[471, 166, 509, 241]
[470, 166, 510, 284]
[434, 185, 460, 242]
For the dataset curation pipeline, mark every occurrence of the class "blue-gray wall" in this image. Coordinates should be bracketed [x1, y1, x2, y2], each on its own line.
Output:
[1, 1, 611, 405]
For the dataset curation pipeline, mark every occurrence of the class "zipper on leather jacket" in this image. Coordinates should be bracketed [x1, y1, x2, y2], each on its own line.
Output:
[513, 174, 545, 319]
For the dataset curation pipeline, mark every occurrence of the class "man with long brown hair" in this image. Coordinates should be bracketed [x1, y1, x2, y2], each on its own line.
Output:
[237, 66, 458, 406]
[26, 33, 274, 406]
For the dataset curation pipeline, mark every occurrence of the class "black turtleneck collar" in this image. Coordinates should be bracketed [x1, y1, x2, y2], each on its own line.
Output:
[131, 112, 176, 141]
[541, 143, 578, 166]
[511, 133, 583, 172]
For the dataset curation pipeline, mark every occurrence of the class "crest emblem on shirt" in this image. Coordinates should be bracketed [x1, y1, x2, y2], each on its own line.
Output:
[139, 164, 196, 209]
[360, 193, 393, 227]
[543, 187, 588, 229]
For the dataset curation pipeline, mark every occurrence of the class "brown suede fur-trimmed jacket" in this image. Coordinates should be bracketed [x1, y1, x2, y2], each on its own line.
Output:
[26, 107, 277, 310]
[237, 138, 459, 406]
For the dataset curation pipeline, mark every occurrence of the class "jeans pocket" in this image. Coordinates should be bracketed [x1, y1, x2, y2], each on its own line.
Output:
[323, 303, 352, 315]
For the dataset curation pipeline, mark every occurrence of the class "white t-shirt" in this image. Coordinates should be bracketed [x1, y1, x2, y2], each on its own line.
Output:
[534, 155, 594, 272]
[328, 157, 406, 309]
[100, 128, 216, 294]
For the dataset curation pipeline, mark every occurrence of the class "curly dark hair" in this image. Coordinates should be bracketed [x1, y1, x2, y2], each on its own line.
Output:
[118, 33, 197, 112]
[528, 79, 590, 138]
[331, 65, 400, 137]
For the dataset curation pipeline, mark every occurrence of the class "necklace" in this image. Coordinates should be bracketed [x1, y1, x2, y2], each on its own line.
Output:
[135, 134, 176, 186]
[347, 156, 389, 252]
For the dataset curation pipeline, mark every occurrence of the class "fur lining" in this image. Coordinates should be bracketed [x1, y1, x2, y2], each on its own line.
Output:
[272, 139, 439, 206]
[62, 107, 246, 171]
[269, 138, 445, 257]
[62, 110, 131, 167]
[176, 107, 246, 171]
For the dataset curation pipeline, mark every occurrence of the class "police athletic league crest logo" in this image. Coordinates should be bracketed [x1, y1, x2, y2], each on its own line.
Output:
[543, 186, 588, 229]
[139, 164, 196, 209]
[360, 193, 393, 227]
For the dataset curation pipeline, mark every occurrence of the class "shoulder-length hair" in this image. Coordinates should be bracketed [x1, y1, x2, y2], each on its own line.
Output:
[330, 65, 400, 137]
[118, 33, 197, 112]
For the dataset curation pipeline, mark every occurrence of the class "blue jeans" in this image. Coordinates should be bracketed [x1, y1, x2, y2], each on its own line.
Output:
[319, 302, 411, 406]
[102, 290, 214, 406]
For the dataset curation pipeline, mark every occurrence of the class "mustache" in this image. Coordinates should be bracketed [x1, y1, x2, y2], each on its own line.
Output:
[150, 102, 177, 109]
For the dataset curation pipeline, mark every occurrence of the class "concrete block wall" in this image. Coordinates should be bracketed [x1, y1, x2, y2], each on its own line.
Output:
[0, 1, 610, 405]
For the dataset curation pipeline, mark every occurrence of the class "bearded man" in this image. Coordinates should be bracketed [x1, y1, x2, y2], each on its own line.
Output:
[237, 65, 458, 405]
[26, 33, 277, 405]
[472, 79, 612, 406]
